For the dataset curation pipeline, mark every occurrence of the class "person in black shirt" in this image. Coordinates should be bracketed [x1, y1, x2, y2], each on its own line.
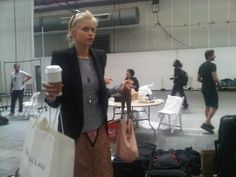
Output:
[125, 69, 139, 92]
[170, 60, 189, 109]
[121, 69, 140, 117]
[198, 49, 220, 134]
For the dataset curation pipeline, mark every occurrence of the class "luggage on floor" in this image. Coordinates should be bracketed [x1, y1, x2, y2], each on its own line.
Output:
[175, 147, 201, 175]
[113, 142, 156, 177]
[215, 115, 236, 177]
[146, 147, 201, 177]
[0, 115, 9, 126]
[147, 169, 190, 177]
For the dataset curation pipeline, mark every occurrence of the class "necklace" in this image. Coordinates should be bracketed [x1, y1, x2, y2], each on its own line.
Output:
[79, 57, 92, 83]
[78, 56, 89, 60]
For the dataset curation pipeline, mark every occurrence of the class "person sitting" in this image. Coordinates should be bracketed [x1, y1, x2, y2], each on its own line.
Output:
[125, 68, 139, 92]
[121, 69, 140, 117]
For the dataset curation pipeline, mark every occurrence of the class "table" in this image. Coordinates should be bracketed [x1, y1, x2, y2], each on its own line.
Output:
[108, 98, 164, 136]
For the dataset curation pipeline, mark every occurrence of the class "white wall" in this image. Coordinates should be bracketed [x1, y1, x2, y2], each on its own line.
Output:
[0, 0, 34, 61]
[106, 46, 236, 90]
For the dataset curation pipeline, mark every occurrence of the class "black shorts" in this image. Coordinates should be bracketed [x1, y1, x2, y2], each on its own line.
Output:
[202, 88, 218, 109]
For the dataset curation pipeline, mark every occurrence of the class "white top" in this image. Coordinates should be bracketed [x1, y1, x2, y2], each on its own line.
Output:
[11, 70, 30, 90]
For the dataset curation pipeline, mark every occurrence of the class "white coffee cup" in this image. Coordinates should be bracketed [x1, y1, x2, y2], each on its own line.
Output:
[45, 65, 62, 96]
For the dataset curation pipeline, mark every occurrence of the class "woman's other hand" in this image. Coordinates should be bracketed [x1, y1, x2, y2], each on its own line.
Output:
[120, 79, 133, 92]
[104, 77, 113, 85]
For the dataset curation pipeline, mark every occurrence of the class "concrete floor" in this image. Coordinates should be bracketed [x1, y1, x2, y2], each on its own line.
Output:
[0, 90, 235, 176]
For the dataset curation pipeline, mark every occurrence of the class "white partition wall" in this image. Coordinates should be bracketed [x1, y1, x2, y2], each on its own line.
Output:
[25, 46, 236, 92]
[15, 0, 34, 62]
[106, 47, 236, 90]
[0, 0, 15, 61]
[0, 0, 34, 92]
[0, 0, 34, 62]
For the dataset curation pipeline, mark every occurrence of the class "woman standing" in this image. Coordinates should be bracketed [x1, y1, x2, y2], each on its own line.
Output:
[44, 10, 132, 177]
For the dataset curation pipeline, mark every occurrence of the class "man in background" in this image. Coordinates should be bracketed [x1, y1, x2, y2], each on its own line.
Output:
[9, 63, 32, 116]
[198, 49, 220, 134]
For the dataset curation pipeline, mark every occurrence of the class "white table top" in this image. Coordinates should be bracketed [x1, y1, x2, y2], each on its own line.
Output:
[108, 98, 165, 107]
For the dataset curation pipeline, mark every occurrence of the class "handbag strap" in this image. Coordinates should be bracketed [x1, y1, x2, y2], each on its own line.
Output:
[33, 104, 65, 134]
[58, 107, 64, 134]
[50, 105, 65, 134]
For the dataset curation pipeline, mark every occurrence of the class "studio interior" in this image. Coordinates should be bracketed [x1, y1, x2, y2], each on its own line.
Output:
[0, 0, 236, 177]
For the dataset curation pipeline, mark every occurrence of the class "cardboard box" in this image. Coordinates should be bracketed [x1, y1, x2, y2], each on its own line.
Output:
[201, 150, 217, 177]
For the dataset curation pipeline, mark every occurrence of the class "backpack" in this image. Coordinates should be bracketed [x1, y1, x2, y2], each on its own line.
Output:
[175, 147, 201, 175]
[179, 70, 188, 86]
[148, 147, 201, 177]
[0, 115, 9, 126]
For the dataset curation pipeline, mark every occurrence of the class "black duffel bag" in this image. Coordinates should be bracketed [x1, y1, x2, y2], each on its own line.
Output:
[146, 147, 201, 177]
[113, 142, 156, 177]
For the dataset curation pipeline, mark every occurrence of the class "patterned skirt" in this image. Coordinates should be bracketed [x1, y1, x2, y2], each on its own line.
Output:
[74, 124, 113, 177]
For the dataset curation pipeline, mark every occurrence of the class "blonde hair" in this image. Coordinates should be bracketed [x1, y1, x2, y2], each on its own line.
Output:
[67, 10, 98, 44]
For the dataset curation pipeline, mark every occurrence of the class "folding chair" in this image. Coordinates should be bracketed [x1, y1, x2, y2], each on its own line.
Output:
[23, 92, 40, 118]
[157, 95, 184, 133]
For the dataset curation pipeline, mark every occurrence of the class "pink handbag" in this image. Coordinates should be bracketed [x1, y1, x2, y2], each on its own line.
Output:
[107, 119, 120, 143]
[116, 90, 139, 162]
[116, 117, 139, 162]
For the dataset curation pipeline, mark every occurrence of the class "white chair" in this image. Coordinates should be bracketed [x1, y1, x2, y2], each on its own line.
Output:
[23, 92, 40, 118]
[157, 95, 184, 133]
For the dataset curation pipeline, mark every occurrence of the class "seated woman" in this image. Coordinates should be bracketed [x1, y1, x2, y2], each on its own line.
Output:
[125, 69, 139, 92]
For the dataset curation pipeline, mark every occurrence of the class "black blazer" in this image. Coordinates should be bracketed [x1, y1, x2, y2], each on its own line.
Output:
[46, 47, 109, 140]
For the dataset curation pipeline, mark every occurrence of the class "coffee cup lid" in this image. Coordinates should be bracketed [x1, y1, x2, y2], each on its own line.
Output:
[45, 65, 62, 73]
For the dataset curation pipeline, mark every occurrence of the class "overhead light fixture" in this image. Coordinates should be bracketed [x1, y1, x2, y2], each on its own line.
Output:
[59, 12, 111, 24]
[152, 0, 159, 13]
[94, 13, 111, 21]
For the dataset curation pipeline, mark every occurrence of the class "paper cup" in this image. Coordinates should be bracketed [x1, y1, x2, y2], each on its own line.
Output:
[45, 65, 62, 96]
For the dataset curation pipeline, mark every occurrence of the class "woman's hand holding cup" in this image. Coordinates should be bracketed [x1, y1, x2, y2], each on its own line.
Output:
[44, 82, 63, 101]
[44, 65, 63, 101]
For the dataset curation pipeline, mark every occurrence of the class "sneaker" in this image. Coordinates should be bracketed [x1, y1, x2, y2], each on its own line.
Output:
[183, 104, 189, 109]
[18, 112, 24, 116]
[18, 112, 26, 118]
[208, 124, 215, 129]
[8, 112, 14, 116]
[201, 123, 214, 134]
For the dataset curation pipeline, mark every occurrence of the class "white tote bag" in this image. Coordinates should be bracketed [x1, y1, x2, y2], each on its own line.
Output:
[19, 118, 54, 177]
[19, 117, 75, 177]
